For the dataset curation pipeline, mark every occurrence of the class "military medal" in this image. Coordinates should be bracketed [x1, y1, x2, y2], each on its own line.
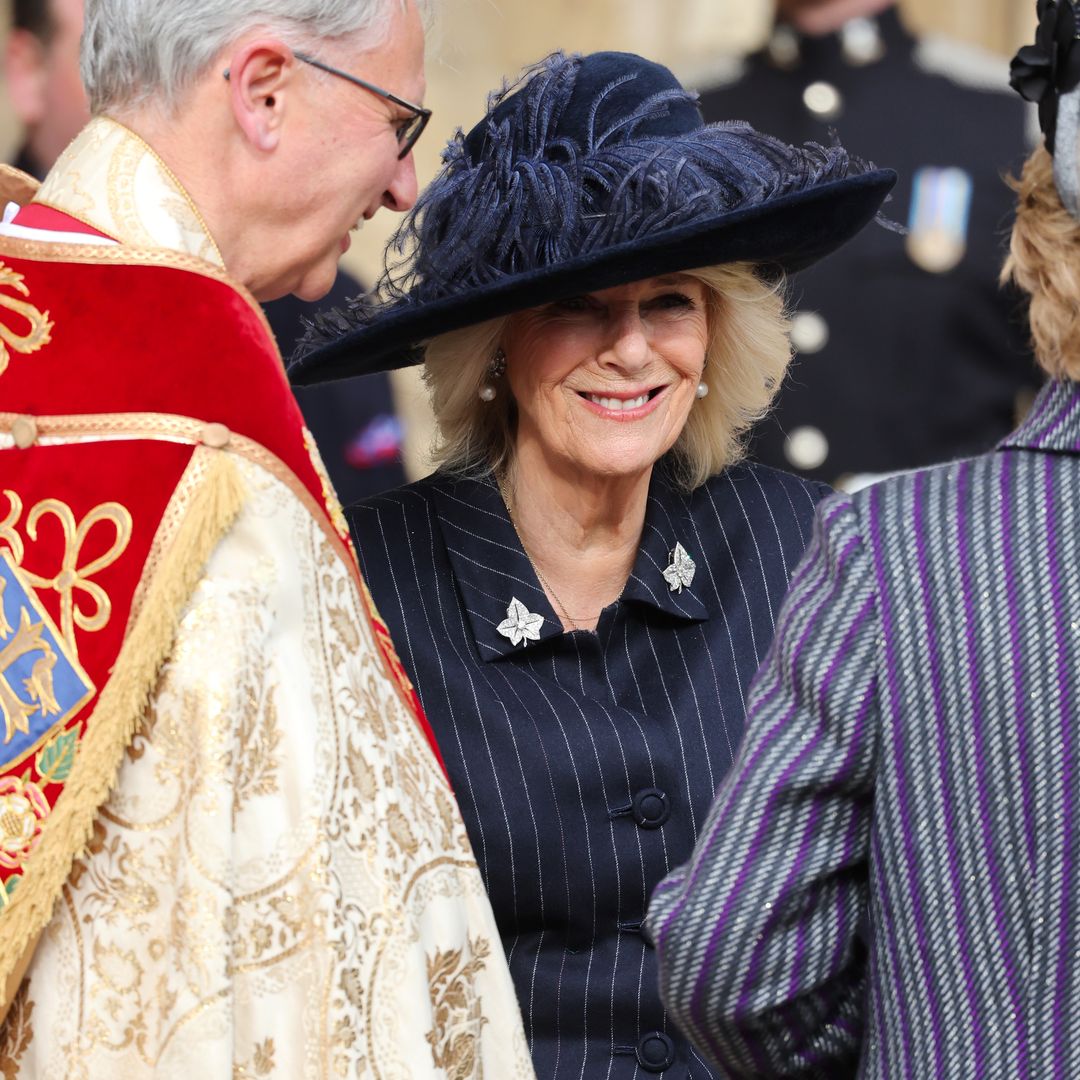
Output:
[906, 166, 973, 274]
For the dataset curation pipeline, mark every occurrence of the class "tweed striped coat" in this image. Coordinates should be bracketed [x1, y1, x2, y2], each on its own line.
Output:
[647, 378, 1080, 1078]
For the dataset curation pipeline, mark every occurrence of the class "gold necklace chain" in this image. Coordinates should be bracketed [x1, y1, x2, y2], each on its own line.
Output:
[497, 478, 596, 631]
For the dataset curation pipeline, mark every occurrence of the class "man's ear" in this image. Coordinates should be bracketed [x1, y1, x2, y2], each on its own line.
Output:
[224, 39, 296, 153]
[6, 30, 48, 128]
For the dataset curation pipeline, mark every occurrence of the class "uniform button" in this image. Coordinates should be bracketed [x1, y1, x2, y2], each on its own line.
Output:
[802, 80, 843, 119]
[636, 1031, 676, 1073]
[767, 25, 800, 68]
[200, 422, 232, 449]
[841, 16, 885, 65]
[789, 311, 829, 355]
[11, 416, 38, 449]
[784, 426, 829, 471]
[631, 788, 670, 830]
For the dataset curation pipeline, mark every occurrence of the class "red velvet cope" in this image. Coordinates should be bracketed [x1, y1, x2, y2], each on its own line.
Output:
[0, 243, 448, 784]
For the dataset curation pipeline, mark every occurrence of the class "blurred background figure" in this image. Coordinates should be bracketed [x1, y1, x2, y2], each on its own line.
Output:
[271, 289, 408, 503]
[6, 0, 86, 178]
[3, 0, 406, 502]
[697, 0, 1041, 488]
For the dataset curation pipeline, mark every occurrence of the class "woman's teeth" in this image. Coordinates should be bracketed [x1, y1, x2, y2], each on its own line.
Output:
[586, 393, 650, 411]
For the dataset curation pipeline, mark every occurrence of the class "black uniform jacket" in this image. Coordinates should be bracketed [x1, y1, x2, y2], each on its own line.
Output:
[698, 10, 1040, 484]
[348, 459, 828, 1079]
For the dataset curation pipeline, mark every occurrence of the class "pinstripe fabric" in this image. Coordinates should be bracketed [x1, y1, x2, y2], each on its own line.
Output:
[647, 378, 1080, 1079]
[347, 459, 827, 1079]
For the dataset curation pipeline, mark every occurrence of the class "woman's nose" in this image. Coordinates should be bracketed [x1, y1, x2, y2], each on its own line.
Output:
[604, 309, 650, 369]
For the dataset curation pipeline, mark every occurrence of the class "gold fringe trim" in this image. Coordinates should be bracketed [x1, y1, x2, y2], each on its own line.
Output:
[0, 447, 246, 1000]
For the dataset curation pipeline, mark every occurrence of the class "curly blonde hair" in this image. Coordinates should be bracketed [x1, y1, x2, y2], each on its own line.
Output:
[421, 262, 792, 491]
[1002, 145, 1080, 381]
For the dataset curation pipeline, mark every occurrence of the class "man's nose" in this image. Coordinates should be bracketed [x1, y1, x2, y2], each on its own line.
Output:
[381, 151, 419, 213]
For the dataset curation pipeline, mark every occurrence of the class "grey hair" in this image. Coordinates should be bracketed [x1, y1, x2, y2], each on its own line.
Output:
[81, 0, 423, 114]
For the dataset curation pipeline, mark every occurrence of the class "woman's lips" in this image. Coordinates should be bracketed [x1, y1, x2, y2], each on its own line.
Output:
[576, 385, 668, 420]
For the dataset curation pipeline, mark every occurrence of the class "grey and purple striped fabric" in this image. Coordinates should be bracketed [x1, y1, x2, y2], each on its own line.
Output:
[646, 377, 1080, 1078]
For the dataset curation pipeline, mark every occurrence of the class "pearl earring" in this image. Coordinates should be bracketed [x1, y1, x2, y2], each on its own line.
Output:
[479, 347, 507, 402]
[696, 380, 709, 399]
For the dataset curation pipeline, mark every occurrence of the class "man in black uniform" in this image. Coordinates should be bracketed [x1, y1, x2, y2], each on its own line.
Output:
[698, 0, 1039, 486]
[5, 0, 406, 502]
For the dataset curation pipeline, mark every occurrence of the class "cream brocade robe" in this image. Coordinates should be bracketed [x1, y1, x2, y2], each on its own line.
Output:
[0, 119, 534, 1079]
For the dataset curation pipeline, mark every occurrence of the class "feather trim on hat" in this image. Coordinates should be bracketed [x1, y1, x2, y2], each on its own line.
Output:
[298, 51, 878, 358]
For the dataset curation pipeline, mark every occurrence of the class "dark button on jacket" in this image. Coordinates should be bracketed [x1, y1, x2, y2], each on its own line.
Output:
[638, 1031, 677, 1072]
[348, 460, 827, 1078]
[632, 788, 670, 829]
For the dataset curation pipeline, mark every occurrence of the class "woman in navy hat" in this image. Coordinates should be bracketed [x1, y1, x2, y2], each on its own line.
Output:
[294, 50, 893, 1080]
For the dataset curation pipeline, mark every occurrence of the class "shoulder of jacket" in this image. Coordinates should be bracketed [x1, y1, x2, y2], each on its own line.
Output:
[912, 33, 1017, 96]
[914, 36, 1040, 144]
[349, 476, 439, 524]
[706, 460, 830, 511]
[846, 454, 988, 517]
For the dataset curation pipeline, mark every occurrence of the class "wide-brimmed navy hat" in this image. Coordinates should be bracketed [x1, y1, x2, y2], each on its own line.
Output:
[291, 51, 896, 384]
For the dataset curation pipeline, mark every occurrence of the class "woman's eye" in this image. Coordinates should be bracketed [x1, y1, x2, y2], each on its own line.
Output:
[552, 296, 594, 314]
[650, 292, 694, 310]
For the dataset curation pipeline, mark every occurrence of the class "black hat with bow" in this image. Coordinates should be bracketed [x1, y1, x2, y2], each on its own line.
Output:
[1011, 0, 1080, 216]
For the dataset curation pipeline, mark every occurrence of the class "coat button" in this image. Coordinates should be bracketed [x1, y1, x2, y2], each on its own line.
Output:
[200, 422, 231, 449]
[11, 416, 38, 449]
[784, 425, 829, 471]
[632, 788, 670, 830]
[636, 1031, 675, 1072]
[802, 80, 843, 119]
[789, 311, 829, 354]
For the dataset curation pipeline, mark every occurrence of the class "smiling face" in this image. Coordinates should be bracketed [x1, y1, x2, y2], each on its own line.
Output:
[500, 275, 710, 483]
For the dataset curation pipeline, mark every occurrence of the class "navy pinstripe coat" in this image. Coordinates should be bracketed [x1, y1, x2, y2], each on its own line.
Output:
[348, 458, 827, 1079]
[648, 378, 1080, 1078]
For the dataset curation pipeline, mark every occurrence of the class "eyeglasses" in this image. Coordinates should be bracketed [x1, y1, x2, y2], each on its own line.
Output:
[293, 51, 431, 159]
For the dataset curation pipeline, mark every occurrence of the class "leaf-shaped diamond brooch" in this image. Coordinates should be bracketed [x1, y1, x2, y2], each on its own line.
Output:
[662, 543, 696, 593]
[496, 597, 544, 646]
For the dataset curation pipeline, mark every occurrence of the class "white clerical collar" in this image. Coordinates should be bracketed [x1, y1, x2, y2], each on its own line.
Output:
[33, 116, 224, 266]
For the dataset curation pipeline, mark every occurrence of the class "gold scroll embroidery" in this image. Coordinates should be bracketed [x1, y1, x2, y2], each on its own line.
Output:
[234, 1037, 276, 1077]
[0, 495, 134, 649]
[0, 976, 35, 1075]
[0, 264, 53, 378]
[425, 935, 491, 1079]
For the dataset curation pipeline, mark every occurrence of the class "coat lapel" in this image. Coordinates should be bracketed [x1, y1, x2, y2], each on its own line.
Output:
[432, 464, 709, 663]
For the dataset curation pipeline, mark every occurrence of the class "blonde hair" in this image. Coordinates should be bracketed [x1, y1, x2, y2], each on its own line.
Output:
[422, 262, 791, 490]
[1002, 145, 1080, 381]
